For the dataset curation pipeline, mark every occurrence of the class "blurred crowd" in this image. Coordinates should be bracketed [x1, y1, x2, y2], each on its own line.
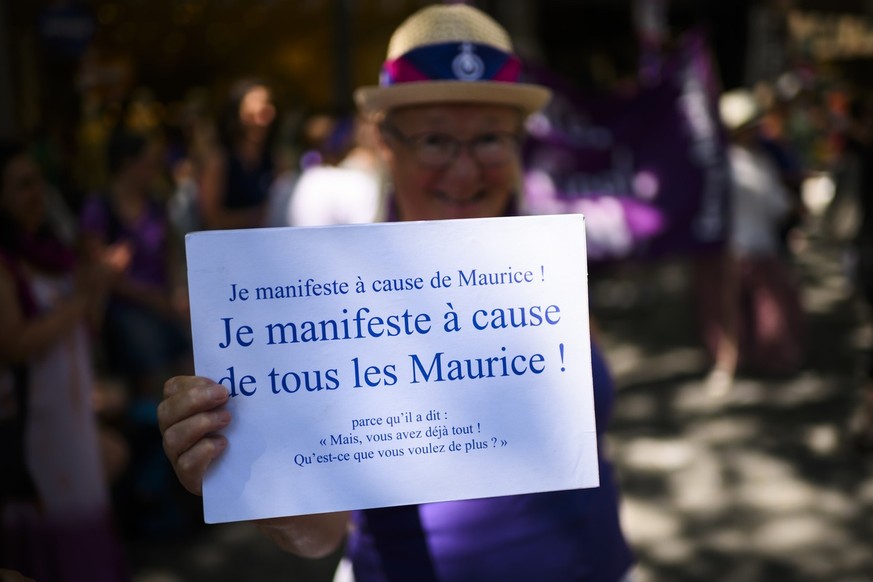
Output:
[2, 2, 873, 581]
[0, 75, 389, 580]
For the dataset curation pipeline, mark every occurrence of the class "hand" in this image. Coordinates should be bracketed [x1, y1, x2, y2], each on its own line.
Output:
[159, 376, 349, 557]
[103, 241, 133, 275]
[158, 376, 231, 495]
[73, 243, 125, 300]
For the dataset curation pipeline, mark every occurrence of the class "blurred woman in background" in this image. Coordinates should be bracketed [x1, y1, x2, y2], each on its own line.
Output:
[0, 140, 128, 581]
[199, 79, 278, 230]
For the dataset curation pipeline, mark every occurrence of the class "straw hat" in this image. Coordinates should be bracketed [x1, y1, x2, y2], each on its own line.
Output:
[719, 89, 762, 132]
[354, 4, 551, 117]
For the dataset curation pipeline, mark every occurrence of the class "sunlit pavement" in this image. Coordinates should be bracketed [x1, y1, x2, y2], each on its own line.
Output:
[598, 226, 873, 581]
[128, 225, 872, 582]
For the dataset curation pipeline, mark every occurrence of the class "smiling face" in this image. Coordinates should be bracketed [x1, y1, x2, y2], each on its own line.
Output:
[379, 104, 523, 221]
[239, 85, 276, 130]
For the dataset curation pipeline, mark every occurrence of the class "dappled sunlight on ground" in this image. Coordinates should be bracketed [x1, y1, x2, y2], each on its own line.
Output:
[597, 229, 873, 581]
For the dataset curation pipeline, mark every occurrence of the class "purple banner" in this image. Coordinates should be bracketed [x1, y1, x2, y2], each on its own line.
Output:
[522, 30, 729, 262]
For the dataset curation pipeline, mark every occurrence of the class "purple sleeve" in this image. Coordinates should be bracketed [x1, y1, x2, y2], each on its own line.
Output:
[79, 196, 109, 240]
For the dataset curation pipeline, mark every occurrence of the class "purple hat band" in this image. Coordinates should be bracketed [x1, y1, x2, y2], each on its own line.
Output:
[380, 41, 521, 87]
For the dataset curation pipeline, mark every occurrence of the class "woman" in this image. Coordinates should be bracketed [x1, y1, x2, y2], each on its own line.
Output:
[80, 127, 193, 536]
[158, 5, 635, 580]
[714, 89, 804, 389]
[0, 141, 127, 580]
[80, 127, 190, 400]
[199, 79, 277, 230]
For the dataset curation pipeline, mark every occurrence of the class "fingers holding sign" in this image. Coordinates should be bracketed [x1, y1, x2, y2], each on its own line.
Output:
[158, 376, 231, 495]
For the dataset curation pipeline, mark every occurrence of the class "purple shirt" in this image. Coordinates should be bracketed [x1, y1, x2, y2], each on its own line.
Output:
[346, 344, 634, 581]
[79, 195, 169, 289]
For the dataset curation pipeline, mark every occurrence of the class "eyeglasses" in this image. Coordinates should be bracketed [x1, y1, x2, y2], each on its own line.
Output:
[381, 123, 521, 167]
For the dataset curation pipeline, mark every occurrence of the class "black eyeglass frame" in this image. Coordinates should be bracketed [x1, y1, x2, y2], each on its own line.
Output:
[380, 123, 523, 168]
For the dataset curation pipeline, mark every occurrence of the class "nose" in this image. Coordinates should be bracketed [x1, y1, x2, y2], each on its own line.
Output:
[438, 146, 482, 201]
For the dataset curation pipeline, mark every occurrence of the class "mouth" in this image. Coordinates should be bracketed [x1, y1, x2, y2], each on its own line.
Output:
[428, 190, 492, 219]
[433, 189, 487, 206]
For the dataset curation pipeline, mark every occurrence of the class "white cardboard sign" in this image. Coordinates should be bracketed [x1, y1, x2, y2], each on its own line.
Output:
[186, 214, 599, 523]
